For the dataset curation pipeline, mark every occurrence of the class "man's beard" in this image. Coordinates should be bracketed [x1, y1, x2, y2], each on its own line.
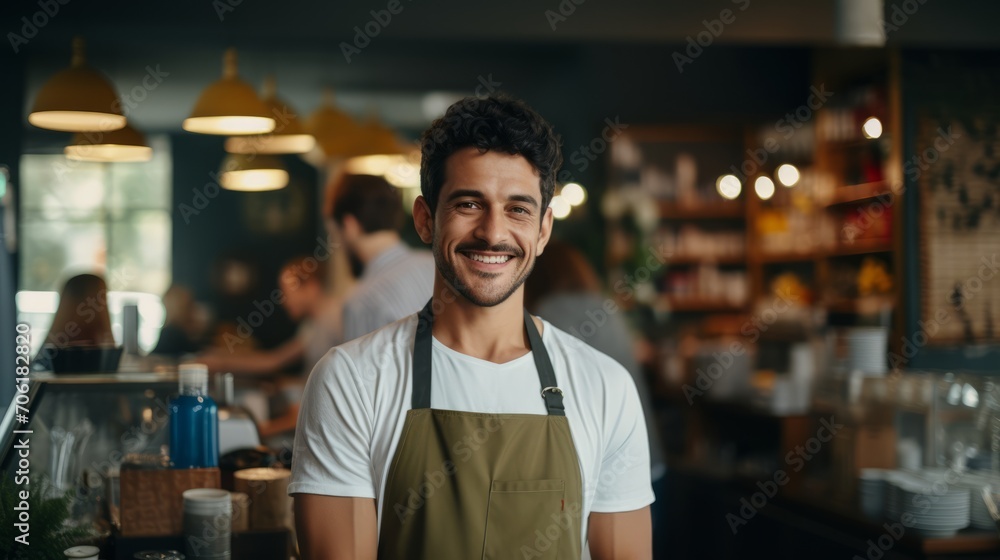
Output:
[432, 237, 534, 308]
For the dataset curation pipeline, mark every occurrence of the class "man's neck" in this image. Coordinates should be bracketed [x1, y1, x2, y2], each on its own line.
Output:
[354, 231, 402, 265]
[430, 279, 541, 364]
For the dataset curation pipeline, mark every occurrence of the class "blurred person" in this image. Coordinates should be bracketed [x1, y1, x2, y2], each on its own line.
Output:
[292, 94, 652, 559]
[525, 239, 669, 557]
[151, 284, 205, 357]
[325, 172, 434, 341]
[34, 273, 115, 370]
[200, 255, 352, 438]
[200, 255, 349, 378]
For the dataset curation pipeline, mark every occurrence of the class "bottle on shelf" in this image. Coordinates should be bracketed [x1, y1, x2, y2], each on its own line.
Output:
[169, 363, 219, 469]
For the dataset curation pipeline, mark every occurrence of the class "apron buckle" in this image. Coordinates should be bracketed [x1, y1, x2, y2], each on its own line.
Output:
[540, 386, 563, 398]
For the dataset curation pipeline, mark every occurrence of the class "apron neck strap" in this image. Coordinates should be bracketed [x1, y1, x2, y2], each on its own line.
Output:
[411, 298, 565, 416]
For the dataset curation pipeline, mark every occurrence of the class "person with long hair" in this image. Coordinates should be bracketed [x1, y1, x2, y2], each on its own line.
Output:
[35, 273, 115, 369]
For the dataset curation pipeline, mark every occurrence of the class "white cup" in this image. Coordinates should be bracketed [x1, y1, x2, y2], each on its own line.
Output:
[182, 488, 231, 560]
[63, 546, 100, 560]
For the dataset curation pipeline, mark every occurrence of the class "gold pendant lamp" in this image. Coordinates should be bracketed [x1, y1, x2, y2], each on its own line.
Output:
[65, 123, 153, 162]
[225, 76, 315, 155]
[29, 37, 127, 133]
[183, 48, 275, 135]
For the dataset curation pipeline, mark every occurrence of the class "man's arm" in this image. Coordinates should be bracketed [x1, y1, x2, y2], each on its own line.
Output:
[588, 507, 652, 560]
[198, 337, 304, 376]
[295, 494, 378, 560]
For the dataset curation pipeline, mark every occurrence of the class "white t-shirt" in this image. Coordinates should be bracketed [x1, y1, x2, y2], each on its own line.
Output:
[289, 313, 655, 551]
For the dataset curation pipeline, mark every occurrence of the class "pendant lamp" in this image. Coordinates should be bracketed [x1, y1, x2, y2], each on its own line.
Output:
[65, 123, 152, 162]
[225, 76, 315, 154]
[305, 89, 362, 161]
[29, 37, 127, 133]
[183, 49, 275, 135]
[219, 154, 288, 191]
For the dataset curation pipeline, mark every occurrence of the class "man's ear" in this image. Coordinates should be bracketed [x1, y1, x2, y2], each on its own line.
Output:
[412, 195, 434, 245]
[536, 205, 553, 256]
[341, 214, 362, 239]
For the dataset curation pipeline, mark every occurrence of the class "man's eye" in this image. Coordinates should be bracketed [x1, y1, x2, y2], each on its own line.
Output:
[458, 202, 479, 209]
[510, 207, 529, 214]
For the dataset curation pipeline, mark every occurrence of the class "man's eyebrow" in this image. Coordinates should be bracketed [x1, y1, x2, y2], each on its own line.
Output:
[508, 194, 539, 208]
[445, 190, 539, 209]
[445, 189, 484, 201]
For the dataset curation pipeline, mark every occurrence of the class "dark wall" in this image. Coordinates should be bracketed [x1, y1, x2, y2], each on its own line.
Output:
[170, 133, 319, 348]
[0, 50, 25, 409]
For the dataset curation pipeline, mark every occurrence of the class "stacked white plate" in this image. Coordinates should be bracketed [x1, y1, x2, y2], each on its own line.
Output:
[859, 468, 889, 520]
[885, 470, 970, 538]
[845, 327, 888, 375]
[956, 471, 1000, 531]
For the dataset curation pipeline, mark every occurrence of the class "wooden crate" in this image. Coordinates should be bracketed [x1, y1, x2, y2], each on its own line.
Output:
[119, 468, 220, 536]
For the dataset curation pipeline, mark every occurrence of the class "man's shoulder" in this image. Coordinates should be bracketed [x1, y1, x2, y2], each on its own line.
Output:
[334, 313, 416, 359]
[312, 314, 417, 381]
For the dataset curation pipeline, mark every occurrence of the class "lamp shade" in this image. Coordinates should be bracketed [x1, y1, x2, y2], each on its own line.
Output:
[183, 49, 275, 135]
[65, 124, 152, 162]
[225, 77, 315, 154]
[345, 114, 408, 159]
[29, 37, 127, 133]
[305, 89, 362, 160]
[219, 154, 288, 191]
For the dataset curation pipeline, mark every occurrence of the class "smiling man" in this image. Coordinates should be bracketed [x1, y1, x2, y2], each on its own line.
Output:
[290, 94, 654, 559]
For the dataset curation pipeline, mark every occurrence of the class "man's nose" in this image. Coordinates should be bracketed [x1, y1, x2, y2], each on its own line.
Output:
[474, 207, 507, 247]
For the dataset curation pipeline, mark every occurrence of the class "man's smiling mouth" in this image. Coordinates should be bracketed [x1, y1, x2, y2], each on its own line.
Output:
[462, 251, 514, 265]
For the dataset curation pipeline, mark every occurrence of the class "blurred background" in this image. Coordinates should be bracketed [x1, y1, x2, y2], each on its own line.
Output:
[2, 0, 1000, 558]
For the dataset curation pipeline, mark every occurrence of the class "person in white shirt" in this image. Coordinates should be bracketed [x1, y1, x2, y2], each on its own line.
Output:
[324, 173, 434, 341]
[291, 94, 653, 559]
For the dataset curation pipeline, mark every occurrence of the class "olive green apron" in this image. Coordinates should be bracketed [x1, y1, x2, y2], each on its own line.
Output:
[377, 299, 584, 559]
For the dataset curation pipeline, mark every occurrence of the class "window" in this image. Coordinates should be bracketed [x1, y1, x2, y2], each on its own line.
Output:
[17, 135, 172, 355]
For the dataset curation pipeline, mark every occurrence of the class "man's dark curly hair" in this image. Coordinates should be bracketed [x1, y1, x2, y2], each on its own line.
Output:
[420, 93, 562, 217]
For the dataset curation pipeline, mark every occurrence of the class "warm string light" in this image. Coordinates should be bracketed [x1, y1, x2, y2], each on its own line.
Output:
[716, 174, 741, 200]
[754, 176, 775, 200]
[776, 164, 800, 187]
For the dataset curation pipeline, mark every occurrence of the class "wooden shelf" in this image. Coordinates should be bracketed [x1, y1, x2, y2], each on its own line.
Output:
[830, 238, 893, 256]
[824, 296, 895, 314]
[755, 251, 818, 264]
[656, 296, 747, 312]
[666, 254, 746, 265]
[658, 201, 745, 220]
[826, 181, 893, 206]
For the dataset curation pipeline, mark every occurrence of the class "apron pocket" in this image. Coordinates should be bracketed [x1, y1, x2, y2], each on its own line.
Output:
[482, 479, 566, 560]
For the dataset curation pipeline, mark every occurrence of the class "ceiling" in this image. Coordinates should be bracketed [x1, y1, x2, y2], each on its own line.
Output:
[9, 0, 1000, 133]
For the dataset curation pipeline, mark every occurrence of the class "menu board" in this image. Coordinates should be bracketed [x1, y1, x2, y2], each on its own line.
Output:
[919, 112, 1000, 344]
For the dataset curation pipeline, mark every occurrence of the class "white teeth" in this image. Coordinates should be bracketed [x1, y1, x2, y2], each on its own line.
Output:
[468, 253, 511, 264]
